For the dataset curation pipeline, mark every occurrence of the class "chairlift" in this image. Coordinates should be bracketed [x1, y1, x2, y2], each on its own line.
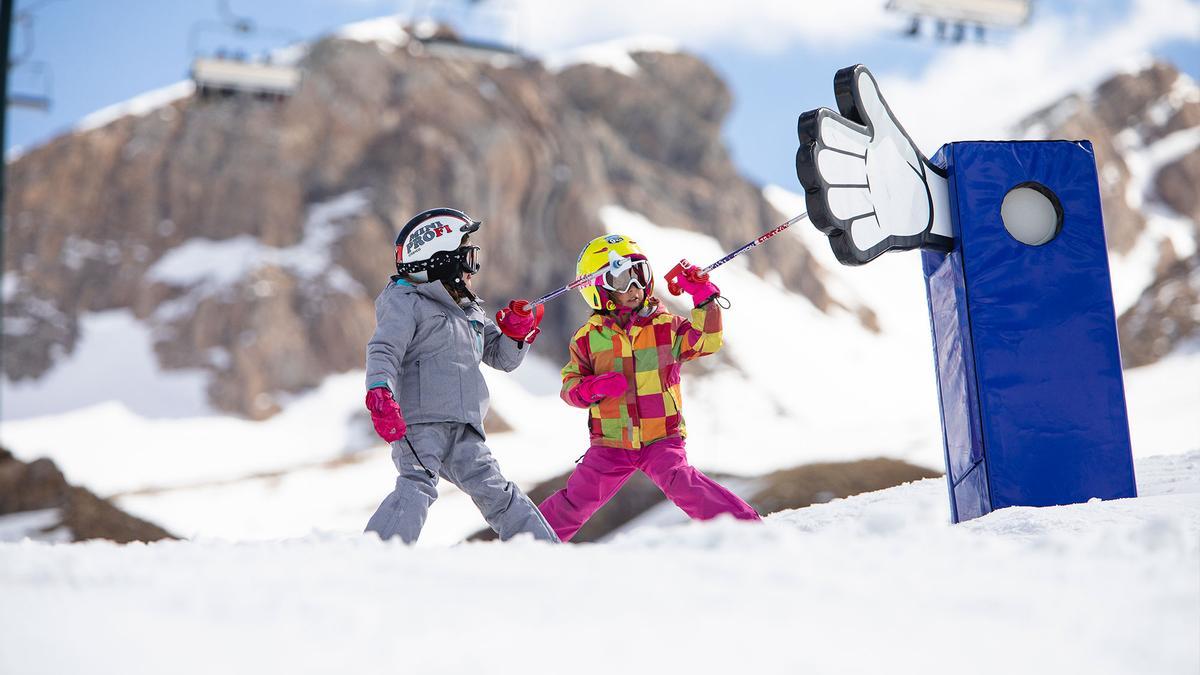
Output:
[188, 0, 302, 101]
[409, 0, 526, 63]
[888, 0, 1032, 43]
[7, 7, 54, 112]
[413, 24, 526, 66]
[8, 61, 52, 111]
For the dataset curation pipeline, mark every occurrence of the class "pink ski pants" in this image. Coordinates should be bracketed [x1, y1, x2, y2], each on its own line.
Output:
[538, 436, 761, 542]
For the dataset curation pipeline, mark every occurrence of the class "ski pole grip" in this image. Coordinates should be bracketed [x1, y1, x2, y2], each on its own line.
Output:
[665, 260, 690, 296]
[497, 302, 530, 325]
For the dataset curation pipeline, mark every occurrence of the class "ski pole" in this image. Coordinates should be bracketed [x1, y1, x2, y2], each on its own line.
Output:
[516, 254, 633, 309]
[665, 211, 808, 295]
[497, 257, 632, 333]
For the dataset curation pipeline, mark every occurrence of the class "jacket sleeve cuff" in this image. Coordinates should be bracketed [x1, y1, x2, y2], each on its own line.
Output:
[366, 378, 394, 394]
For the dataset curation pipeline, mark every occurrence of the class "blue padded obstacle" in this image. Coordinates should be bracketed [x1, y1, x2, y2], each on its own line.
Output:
[922, 141, 1137, 522]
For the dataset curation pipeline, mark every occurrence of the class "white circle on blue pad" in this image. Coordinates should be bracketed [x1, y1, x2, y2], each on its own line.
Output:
[1001, 183, 1063, 246]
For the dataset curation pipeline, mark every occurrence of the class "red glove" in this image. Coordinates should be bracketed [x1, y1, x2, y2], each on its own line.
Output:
[666, 259, 720, 307]
[568, 372, 627, 406]
[365, 388, 406, 442]
[495, 300, 544, 344]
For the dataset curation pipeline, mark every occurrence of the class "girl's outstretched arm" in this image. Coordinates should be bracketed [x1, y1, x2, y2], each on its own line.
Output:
[674, 302, 723, 362]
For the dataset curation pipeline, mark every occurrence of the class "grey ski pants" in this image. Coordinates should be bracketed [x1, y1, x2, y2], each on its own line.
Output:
[365, 422, 559, 544]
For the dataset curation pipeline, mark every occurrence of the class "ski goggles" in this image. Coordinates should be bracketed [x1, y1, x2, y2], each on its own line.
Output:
[456, 245, 481, 274]
[602, 259, 651, 293]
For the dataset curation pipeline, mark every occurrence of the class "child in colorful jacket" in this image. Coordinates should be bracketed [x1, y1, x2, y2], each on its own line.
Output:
[538, 234, 761, 541]
[363, 208, 558, 544]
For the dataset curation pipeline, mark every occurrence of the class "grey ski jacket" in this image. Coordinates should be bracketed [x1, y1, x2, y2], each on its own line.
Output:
[365, 279, 525, 433]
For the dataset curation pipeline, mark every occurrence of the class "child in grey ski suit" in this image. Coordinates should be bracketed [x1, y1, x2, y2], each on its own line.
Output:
[364, 278, 557, 543]
[363, 208, 557, 544]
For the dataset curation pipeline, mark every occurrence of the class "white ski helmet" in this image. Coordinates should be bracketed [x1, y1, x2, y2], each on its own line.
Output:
[394, 207, 482, 289]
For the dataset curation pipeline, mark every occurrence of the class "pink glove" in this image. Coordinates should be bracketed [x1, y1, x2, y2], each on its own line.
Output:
[365, 388, 406, 442]
[495, 300, 544, 344]
[666, 259, 720, 307]
[568, 372, 627, 406]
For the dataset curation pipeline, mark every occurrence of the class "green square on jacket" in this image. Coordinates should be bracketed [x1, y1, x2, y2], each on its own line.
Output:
[588, 330, 614, 355]
[600, 417, 628, 438]
[634, 346, 660, 371]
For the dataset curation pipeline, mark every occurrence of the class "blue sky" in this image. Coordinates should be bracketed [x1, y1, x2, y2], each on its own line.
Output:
[7, 0, 1198, 189]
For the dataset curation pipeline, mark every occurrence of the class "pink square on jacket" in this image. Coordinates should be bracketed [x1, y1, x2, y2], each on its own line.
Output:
[636, 393, 666, 418]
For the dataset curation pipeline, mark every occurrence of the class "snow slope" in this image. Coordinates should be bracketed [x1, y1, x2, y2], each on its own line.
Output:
[1, 450, 1196, 675]
[3, 191, 1198, 544]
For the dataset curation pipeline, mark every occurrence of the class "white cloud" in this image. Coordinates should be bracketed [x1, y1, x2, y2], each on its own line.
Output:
[483, 0, 895, 54]
[874, 0, 1200, 156]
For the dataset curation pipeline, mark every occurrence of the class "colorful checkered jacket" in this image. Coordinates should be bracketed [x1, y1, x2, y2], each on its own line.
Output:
[561, 298, 722, 450]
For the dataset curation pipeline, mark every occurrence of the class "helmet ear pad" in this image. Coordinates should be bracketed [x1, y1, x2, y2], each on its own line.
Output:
[595, 284, 614, 311]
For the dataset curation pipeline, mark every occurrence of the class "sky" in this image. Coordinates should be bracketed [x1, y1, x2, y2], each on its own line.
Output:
[5, 0, 1199, 189]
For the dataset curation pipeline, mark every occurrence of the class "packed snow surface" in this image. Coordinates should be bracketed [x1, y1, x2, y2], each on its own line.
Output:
[1, 450, 1196, 675]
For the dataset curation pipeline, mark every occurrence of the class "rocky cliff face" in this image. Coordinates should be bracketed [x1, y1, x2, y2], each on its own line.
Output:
[5, 26, 1196, 420]
[3, 25, 843, 419]
[1018, 61, 1200, 368]
[0, 448, 175, 543]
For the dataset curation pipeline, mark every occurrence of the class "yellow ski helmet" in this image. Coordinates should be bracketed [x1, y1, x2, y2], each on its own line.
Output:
[576, 234, 654, 311]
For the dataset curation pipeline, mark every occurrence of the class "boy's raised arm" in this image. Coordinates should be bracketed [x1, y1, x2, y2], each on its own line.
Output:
[481, 317, 527, 372]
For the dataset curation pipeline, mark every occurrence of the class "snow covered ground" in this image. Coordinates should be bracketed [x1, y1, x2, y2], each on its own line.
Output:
[1, 179, 1196, 675]
[1, 450, 1196, 675]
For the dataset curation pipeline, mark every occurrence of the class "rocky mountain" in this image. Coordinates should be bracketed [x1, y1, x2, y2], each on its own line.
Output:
[1017, 61, 1200, 367]
[2, 23, 845, 420]
[0, 447, 174, 543]
[4, 21, 1196, 423]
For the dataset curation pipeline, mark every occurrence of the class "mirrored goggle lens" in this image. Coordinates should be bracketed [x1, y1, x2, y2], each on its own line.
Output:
[460, 246, 481, 273]
[603, 260, 650, 292]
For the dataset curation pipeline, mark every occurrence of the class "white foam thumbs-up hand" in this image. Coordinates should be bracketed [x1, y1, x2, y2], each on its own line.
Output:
[796, 65, 954, 266]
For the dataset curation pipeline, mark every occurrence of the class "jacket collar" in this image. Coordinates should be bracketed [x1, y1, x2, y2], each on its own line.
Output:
[593, 297, 664, 331]
[396, 278, 486, 319]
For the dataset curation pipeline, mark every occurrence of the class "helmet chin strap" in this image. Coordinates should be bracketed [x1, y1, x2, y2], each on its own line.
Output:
[443, 276, 478, 304]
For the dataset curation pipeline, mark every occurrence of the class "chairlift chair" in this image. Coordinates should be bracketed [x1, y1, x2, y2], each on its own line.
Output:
[7, 7, 54, 111]
[888, 0, 1033, 42]
[191, 57, 300, 101]
[188, 1, 302, 101]
[8, 60, 52, 111]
